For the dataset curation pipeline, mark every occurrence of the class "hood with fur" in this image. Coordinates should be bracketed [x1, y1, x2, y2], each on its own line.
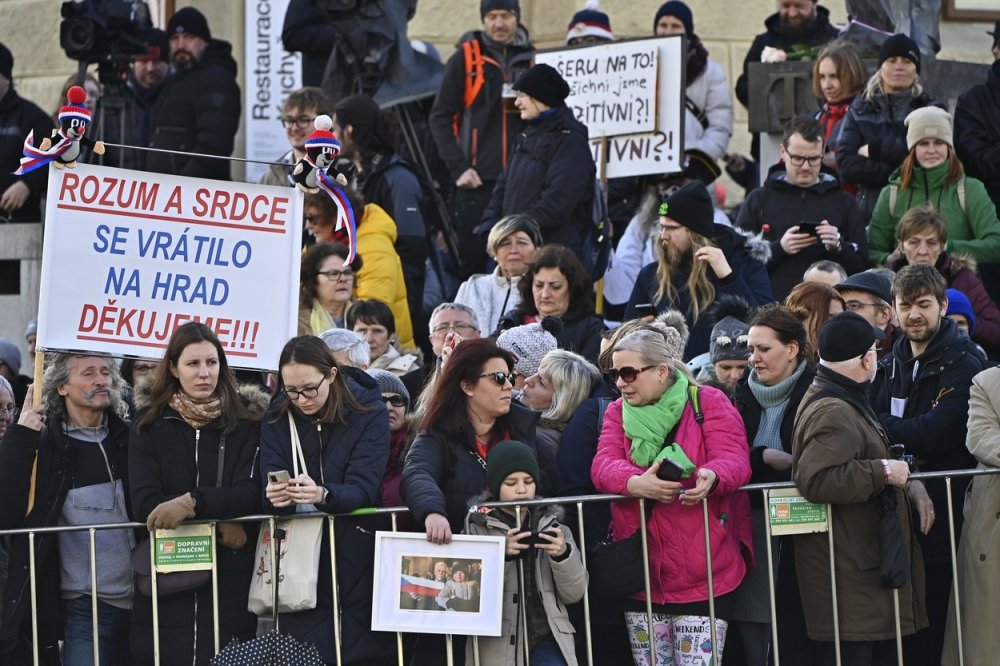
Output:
[466, 489, 565, 528]
[132, 375, 271, 417]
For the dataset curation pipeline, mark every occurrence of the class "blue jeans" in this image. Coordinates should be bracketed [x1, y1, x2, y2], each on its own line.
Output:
[530, 637, 569, 666]
[62, 596, 131, 666]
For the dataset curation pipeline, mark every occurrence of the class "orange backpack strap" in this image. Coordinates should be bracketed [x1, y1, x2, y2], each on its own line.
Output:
[462, 39, 486, 109]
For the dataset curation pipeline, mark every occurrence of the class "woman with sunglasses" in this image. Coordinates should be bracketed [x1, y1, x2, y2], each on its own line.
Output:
[366, 369, 415, 526]
[261, 335, 393, 665]
[591, 324, 751, 665]
[401, 338, 558, 664]
[298, 242, 360, 336]
[729, 305, 817, 665]
[129, 322, 269, 665]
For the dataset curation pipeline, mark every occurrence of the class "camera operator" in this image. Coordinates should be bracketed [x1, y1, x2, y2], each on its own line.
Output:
[869, 263, 986, 666]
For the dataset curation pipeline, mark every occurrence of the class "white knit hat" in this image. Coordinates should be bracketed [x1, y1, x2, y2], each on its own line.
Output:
[496, 317, 561, 378]
[905, 107, 953, 151]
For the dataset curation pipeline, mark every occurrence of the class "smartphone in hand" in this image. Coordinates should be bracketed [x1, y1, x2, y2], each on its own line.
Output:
[798, 221, 821, 236]
[656, 459, 685, 482]
[267, 470, 291, 485]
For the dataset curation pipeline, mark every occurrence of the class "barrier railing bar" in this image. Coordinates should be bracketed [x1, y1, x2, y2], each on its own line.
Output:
[515, 505, 530, 664]
[639, 498, 655, 666]
[828, 510, 840, 666]
[893, 588, 902, 665]
[703, 498, 719, 664]
[576, 500, 594, 666]
[29, 531, 39, 666]
[268, 516, 279, 632]
[328, 516, 343, 666]
[150, 529, 160, 666]
[763, 493, 781, 666]
[211, 521, 220, 655]
[391, 512, 405, 666]
[89, 527, 100, 665]
[945, 476, 964, 666]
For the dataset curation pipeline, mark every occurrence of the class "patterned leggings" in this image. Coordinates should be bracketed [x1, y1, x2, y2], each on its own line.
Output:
[624, 611, 728, 666]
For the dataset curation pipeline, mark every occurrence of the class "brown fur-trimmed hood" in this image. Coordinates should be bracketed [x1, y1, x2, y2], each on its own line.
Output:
[132, 375, 271, 417]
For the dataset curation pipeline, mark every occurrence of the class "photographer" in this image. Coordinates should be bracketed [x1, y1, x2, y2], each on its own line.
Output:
[869, 263, 986, 666]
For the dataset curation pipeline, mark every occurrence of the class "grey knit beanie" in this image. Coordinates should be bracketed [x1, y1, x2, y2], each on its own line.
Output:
[496, 317, 561, 378]
[366, 368, 410, 408]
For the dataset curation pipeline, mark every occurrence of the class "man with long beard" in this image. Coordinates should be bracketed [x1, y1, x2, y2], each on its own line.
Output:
[146, 7, 241, 180]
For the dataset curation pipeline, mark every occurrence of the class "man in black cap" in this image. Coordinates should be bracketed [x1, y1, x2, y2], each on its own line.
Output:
[791, 310, 927, 663]
[0, 41, 55, 222]
[835, 269, 899, 360]
[736, 115, 868, 301]
[146, 7, 241, 180]
[477, 63, 595, 256]
[428, 0, 534, 278]
[868, 263, 985, 665]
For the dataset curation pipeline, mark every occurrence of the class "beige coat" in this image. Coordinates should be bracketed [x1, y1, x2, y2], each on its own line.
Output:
[464, 502, 586, 666]
[942, 368, 1000, 665]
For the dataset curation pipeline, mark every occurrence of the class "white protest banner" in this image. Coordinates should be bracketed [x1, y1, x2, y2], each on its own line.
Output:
[37, 163, 302, 371]
[543, 41, 658, 138]
[537, 36, 685, 179]
[244, 0, 301, 184]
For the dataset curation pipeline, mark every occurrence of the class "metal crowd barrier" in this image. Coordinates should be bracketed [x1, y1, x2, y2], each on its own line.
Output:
[2, 467, 998, 666]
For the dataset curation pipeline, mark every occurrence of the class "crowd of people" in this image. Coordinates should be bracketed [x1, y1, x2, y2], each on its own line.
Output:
[4, 0, 1000, 665]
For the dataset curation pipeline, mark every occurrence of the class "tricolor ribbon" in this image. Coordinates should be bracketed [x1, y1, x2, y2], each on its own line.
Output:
[316, 169, 358, 264]
[13, 130, 74, 175]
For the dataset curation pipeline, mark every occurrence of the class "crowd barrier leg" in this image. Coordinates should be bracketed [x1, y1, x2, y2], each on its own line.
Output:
[575, 501, 594, 666]
[390, 513, 405, 666]
[29, 531, 39, 666]
[515, 505, 530, 664]
[210, 521, 220, 655]
[945, 477, 965, 666]
[89, 527, 100, 664]
[827, 515, 840, 666]
[892, 589, 903, 665]
[763, 493, 781, 665]
[446, 634, 454, 666]
[327, 516, 343, 666]
[639, 499, 655, 666]
[702, 500, 719, 664]
[149, 529, 160, 666]
[267, 516, 280, 632]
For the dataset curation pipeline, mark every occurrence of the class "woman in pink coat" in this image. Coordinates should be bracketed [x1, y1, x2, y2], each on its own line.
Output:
[591, 322, 752, 665]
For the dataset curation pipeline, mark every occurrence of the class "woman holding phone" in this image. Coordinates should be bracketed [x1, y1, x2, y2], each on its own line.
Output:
[591, 323, 752, 664]
[129, 322, 268, 665]
[260, 335, 392, 665]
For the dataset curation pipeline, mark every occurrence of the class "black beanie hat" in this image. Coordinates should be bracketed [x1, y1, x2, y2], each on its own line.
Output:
[486, 440, 541, 499]
[481, 0, 520, 20]
[655, 1, 693, 37]
[878, 33, 920, 74]
[168, 7, 212, 43]
[0, 41, 13, 81]
[513, 64, 571, 108]
[658, 181, 715, 238]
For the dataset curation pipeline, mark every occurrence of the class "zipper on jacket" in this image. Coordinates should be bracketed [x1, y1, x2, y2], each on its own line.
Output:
[194, 429, 201, 486]
[317, 423, 326, 484]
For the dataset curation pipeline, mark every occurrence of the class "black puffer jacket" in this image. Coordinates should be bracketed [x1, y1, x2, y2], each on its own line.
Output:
[146, 40, 241, 180]
[736, 166, 868, 300]
[258, 367, 393, 665]
[0, 412, 131, 662]
[128, 383, 268, 666]
[734, 6, 840, 108]
[429, 28, 534, 183]
[869, 317, 986, 562]
[402, 402, 559, 533]
[835, 90, 941, 221]
[955, 59, 1000, 212]
[0, 88, 55, 222]
[481, 105, 596, 255]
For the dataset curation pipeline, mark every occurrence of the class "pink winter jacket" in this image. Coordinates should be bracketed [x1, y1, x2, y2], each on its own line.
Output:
[591, 387, 754, 605]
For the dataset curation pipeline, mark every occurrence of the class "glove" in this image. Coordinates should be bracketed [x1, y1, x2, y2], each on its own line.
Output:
[146, 492, 196, 531]
[217, 522, 247, 550]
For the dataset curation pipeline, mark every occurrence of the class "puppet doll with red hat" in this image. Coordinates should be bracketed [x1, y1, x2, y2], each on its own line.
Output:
[15, 85, 105, 174]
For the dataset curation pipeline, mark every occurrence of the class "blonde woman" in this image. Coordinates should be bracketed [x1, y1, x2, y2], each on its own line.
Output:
[521, 349, 601, 452]
[626, 181, 772, 360]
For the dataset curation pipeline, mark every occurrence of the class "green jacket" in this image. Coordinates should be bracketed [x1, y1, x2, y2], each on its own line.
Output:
[867, 161, 1000, 265]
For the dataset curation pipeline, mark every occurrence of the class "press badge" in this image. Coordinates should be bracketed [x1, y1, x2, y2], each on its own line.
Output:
[502, 82, 515, 98]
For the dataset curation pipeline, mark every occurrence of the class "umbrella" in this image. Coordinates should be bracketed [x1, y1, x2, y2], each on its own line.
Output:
[877, 488, 911, 589]
[210, 631, 325, 666]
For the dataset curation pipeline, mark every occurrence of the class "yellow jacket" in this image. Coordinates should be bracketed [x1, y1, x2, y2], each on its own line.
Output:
[355, 203, 415, 349]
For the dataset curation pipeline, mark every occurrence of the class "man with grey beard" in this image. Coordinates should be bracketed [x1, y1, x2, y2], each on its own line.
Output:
[146, 6, 241, 180]
[0, 354, 134, 664]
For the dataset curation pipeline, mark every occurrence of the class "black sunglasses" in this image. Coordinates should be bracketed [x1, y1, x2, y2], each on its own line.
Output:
[606, 365, 656, 383]
[381, 394, 407, 408]
[479, 371, 516, 387]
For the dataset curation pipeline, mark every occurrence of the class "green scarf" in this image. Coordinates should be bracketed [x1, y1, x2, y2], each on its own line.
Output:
[622, 370, 690, 467]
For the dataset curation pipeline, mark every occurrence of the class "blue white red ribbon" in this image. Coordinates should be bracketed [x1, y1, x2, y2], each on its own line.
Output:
[13, 130, 74, 175]
[316, 169, 358, 264]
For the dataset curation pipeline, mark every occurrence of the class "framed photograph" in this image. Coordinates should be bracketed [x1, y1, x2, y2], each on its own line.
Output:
[371, 532, 506, 636]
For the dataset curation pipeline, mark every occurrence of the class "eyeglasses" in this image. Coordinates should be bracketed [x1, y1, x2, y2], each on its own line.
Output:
[283, 381, 325, 400]
[318, 268, 354, 281]
[845, 300, 882, 312]
[478, 371, 516, 387]
[785, 153, 823, 167]
[606, 365, 656, 383]
[281, 116, 317, 129]
[431, 322, 478, 335]
[381, 395, 407, 408]
[0, 404, 14, 417]
[304, 214, 320, 223]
